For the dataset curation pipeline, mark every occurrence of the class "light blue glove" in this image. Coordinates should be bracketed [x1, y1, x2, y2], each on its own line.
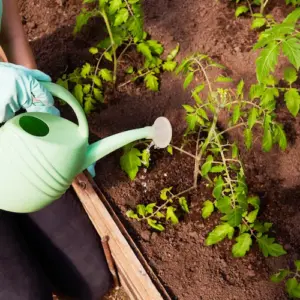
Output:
[0, 62, 60, 122]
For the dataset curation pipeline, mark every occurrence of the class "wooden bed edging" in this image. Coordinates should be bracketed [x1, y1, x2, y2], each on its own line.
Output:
[72, 173, 171, 300]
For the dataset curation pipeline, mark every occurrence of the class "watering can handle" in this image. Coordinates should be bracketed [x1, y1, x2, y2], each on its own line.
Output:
[40, 82, 89, 138]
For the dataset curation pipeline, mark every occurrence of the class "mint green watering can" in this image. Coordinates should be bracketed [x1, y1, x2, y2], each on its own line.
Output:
[0, 82, 172, 213]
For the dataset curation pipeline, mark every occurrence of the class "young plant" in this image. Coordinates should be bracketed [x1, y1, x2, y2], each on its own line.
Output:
[252, 8, 300, 116]
[235, 0, 270, 17]
[271, 260, 300, 298]
[127, 53, 287, 258]
[57, 0, 179, 113]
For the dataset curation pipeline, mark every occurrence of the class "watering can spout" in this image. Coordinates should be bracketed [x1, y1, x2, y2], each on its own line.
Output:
[82, 117, 172, 172]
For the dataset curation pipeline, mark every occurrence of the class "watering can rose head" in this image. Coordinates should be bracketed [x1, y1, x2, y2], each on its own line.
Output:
[0, 82, 172, 213]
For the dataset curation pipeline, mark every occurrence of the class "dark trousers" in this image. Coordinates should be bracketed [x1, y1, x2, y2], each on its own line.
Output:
[0, 188, 112, 300]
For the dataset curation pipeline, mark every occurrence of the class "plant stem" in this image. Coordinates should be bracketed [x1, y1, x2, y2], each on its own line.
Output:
[247, 0, 254, 15]
[117, 39, 133, 62]
[118, 70, 152, 88]
[101, 10, 118, 84]
[172, 145, 197, 159]
[260, 0, 269, 14]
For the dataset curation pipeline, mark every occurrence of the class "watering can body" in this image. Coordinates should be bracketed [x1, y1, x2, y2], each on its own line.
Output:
[0, 82, 172, 213]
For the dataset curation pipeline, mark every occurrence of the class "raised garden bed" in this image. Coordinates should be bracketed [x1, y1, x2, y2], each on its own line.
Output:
[20, 0, 300, 299]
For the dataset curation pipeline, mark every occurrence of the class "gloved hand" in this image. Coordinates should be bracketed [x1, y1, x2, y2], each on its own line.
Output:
[0, 62, 60, 123]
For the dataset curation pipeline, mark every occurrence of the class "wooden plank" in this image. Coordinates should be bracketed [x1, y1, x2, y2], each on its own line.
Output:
[72, 173, 164, 300]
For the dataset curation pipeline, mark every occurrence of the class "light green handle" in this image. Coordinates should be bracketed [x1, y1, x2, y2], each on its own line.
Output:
[40, 82, 89, 138]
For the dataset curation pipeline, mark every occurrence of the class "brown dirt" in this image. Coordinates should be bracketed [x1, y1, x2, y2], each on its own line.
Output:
[19, 0, 300, 299]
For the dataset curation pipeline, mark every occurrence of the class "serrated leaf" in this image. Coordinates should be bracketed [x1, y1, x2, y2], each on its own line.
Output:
[262, 127, 273, 152]
[94, 88, 104, 102]
[244, 128, 253, 149]
[56, 78, 68, 90]
[249, 83, 264, 100]
[235, 5, 249, 17]
[256, 42, 280, 83]
[147, 40, 164, 55]
[108, 0, 122, 15]
[213, 176, 224, 200]
[245, 209, 259, 223]
[248, 108, 258, 129]
[225, 208, 243, 227]
[137, 42, 152, 60]
[114, 8, 129, 26]
[282, 38, 300, 70]
[232, 105, 241, 124]
[91, 75, 102, 88]
[147, 219, 165, 231]
[145, 73, 159, 91]
[179, 197, 189, 213]
[248, 196, 260, 209]
[183, 105, 195, 113]
[145, 203, 156, 214]
[232, 144, 238, 159]
[166, 207, 179, 224]
[99, 68, 113, 82]
[205, 223, 235, 246]
[84, 96, 96, 114]
[83, 84, 91, 94]
[163, 61, 177, 71]
[252, 17, 266, 29]
[126, 210, 138, 219]
[237, 79, 244, 96]
[167, 43, 180, 61]
[160, 187, 172, 200]
[136, 204, 146, 217]
[276, 124, 287, 150]
[184, 72, 194, 89]
[216, 196, 231, 214]
[232, 233, 252, 257]
[120, 147, 141, 180]
[257, 235, 287, 257]
[81, 63, 91, 78]
[201, 155, 213, 176]
[284, 67, 298, 85]
[202, 200, 214, 219]
[104, 52, 113, 62]
[74, 10, 93, 34]
[74, 84, 84, 105]
[285, 88, 300, 117]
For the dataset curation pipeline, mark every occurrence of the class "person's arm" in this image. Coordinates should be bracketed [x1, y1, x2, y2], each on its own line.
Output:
[0, 0, 36, 68]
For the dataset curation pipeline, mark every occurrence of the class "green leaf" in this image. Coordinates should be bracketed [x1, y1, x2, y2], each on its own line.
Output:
[141, 149, 150, 167]
[167, 43, 180, 61]
[137, 42, 152, 60]
[248, 108, 257, 129]
[145, 203, 156, 214]
[256, 42, 280, 83]
[94, 88, 104, 102]
[248, 196, 260, 209]
[147, 219, 165, 231]
[99, 69, 113, 82]
[163, 61, 177, 71]
[284, 66, 298, 85]
[205, 223, 235, 246]
[74, 84, 84, 105]
[235, 5, 249, 17]
[276, 124, 287, 150]
[166, 207, 179, 224]
[237, 79, 244, 97]
[126, 66, 134, 74]
[252, 17, 266, 29]
[184, 72, 194, 89]
[145, 73, 159, 91]
[136, 204, 146, 217]
[183, 105, 195, 113]
[216, 196, 232, 214]
[83, 84, 91, 94]
[197, 108, 209, 120]
[126, 210, 138, 219]
[286, 278, 300, 298]
[232, 233, 252, 257]
[225, 208, 243, 227]
[257, 235, 287, 257]
[160, 187, 172, 200]
[91, 75, 102, 87]
[155, 211, 165, 219]
[245, 209, 259, 223]
[84, 96, 96, 114]
[215, 76, 233, 83]
[282, 38, 300, 70]
[202, 200, 214, 219]
[99, 0, 109, 8]
[244, 128, 253, 150]
[114, 8, 129, 26]
[104, 52, 113, 62]
[147, 40, 164, 55]
[179, 197, 189, 213]
[249, 83, 264, 100]
[295, 260, 300, 271]
[56, 78, 68, 90]
[89, 47, 99, 55]
[210, 165, 225, 173]
[201, 155, 213, 176]
[108, 0, 122, 15]
[213, 176, 224, 200]
[167, 145, 173, 155]
[285, 88, 300, 117]
[120, 147, 141, 180]
[262, 127, 273, 152]
[232, 105, 240, 124]
[81, 63, 91, 78]
[232, 144, 238, 159]
[74, 10, 93, 34]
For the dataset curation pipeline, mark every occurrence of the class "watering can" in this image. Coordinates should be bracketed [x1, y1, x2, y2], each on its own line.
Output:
[0, 82, 172, 213]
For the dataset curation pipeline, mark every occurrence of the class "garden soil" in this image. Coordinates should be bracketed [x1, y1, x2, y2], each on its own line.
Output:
[19, 0, 300, 299]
